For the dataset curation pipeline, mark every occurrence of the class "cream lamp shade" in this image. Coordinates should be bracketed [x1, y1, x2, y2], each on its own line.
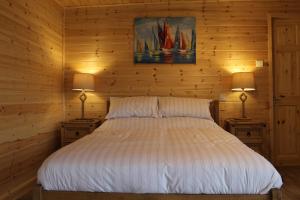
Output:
[231, 72, 255, 91]
[72, 73, 95, 91]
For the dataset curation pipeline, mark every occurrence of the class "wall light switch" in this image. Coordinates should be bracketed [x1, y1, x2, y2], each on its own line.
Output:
[256, 60, 264, 68]
[219, 94, 226, 101]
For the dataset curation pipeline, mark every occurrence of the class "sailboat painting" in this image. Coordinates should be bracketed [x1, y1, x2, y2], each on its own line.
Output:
[134, 17, 196, 64]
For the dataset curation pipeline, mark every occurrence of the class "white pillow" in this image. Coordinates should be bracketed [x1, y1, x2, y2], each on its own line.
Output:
[158, 97, 213, 120]
[105, 96, 158, 119]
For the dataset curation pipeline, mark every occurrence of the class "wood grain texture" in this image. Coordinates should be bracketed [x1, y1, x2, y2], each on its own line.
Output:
[278, 166, 300, 200]
[225, 119, 267, 158]
[33, 185, 281, 200]
[63, 1, 300, 154]
[60, 119, 101, 146]
[0, 0, 63, 198]
[55, 0, 299, 8]
[272, 17, 300, 166]
[0, 132, 60, 200]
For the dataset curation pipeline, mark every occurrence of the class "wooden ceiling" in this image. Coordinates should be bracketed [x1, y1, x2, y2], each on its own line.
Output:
[54, 0, 277, 7]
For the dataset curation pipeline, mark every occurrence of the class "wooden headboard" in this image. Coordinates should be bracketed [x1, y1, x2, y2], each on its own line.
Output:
[106, 99, 219, 125]
[209, 100, 219, 125]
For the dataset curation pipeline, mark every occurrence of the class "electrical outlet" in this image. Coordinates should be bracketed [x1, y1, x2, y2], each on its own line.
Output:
[256, 60, 264, 68]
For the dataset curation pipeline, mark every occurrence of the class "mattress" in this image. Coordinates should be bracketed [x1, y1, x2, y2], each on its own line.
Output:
[38, 117, 282, 194]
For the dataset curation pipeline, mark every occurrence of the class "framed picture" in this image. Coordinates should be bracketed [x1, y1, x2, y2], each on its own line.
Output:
[134, 17, 196, 64]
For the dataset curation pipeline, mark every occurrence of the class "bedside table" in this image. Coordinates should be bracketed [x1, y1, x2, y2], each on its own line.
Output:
[61, 119, 101, 147]
[225, 119, 266, 157]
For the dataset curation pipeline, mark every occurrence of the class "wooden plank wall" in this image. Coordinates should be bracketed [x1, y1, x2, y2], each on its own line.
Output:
[0, 0, 63, 199]
[56, 0, 300, 8]
[64, 1, 300, 128]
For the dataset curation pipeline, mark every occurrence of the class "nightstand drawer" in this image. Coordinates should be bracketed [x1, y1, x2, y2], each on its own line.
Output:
[235, 128, 262, 139]
[61, 119, 101, 147]
[64, 128, 90, 139]
[246, 143, 263, 154]
[225, 119, 267, 158]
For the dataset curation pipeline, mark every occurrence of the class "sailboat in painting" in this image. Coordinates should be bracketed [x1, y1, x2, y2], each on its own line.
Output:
[178, 32, 187, 54]
[144, 41, 150, 53]
[136, 39, 143, 53]
[161, 20, 174, 55]
[134, 17, 196, 64]
[152, 27, 160, 55]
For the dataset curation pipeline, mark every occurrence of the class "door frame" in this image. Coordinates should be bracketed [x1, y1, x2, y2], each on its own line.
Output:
[267, 13, 300, 165]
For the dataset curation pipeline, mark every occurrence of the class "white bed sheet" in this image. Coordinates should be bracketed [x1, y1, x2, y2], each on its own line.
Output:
[38, 117, 282, 194]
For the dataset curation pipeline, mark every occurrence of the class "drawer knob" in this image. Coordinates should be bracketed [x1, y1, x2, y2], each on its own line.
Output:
[76, 131, 79, 136]
[247, 132, 251, 137]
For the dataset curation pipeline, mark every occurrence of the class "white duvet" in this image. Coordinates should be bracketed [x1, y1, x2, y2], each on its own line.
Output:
[38, 117, 282, 194]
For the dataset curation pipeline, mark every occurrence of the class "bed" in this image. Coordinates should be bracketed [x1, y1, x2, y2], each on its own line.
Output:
[34, 97, 282, 200]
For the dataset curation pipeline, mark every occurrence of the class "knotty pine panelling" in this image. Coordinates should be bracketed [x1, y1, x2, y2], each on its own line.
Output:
[56, 0, 297, 8]
[0, 0, 63, 198]
[64, 1, 300, 126]
[0, 132, 59, 199]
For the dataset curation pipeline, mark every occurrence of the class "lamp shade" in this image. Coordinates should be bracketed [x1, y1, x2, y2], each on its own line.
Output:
[232, 72, 255, 91]
[72, 73, 95, 91]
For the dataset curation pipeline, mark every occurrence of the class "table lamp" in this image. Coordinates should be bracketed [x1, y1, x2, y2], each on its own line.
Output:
[72, 73, 95, 119]
[231, 72, 255, 119]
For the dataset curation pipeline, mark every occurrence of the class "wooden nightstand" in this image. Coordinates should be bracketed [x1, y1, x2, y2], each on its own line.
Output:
[225, 119, 267, 157]
[61, 119, 101, 147]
